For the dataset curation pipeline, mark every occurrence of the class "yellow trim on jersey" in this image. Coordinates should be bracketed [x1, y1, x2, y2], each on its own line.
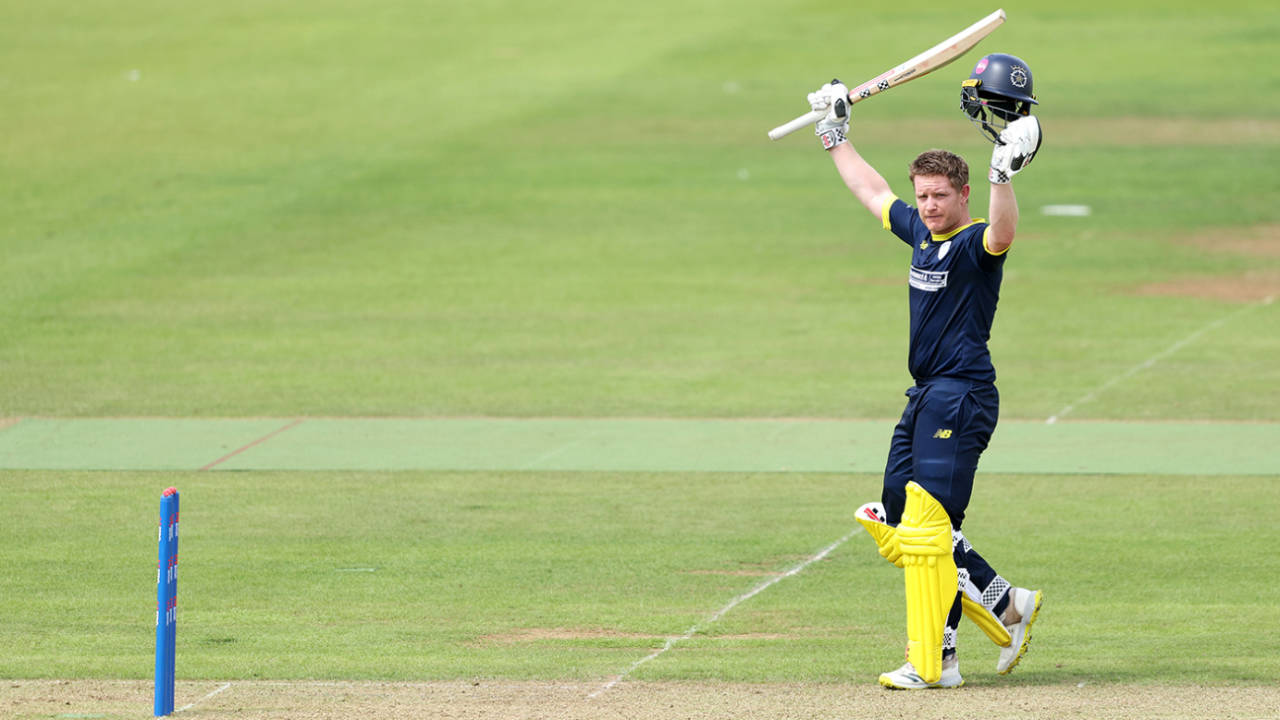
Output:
[881, 195, 897, 230]
[982, 226, 1011, 256]
[932, 218, 986, 242]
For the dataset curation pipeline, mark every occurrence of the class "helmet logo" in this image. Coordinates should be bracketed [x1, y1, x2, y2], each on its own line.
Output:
[974, 57, 989, 74]
[1009, 66, 1029, 89]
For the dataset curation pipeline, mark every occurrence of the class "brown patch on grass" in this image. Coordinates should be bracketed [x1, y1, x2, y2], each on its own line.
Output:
[1131, 224, 1280, 302]
[1135, 276, 1280, 303]
[472, 627, 790, 646]
[682, 569, 783, 577]
[1174, 223, 1280, 258]
[473, 628, 658, 645]
[7, 679, 1280, 720]
[0, 418, 21, 430]
[1133, 272, 1280, 303]
[681, 555, 810, 578]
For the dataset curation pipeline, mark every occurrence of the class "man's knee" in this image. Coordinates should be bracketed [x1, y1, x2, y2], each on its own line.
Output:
[913, 460, 970, 523]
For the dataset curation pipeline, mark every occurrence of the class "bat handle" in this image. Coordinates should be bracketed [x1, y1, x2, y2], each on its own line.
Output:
[767, 108, 825, 140]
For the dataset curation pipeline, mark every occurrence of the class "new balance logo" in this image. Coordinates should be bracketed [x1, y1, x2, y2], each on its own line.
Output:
[932, 429, 953, 439]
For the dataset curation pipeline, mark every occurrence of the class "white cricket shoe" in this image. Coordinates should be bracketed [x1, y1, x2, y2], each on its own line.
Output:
[878, 657, 964, 690]
[997, 587, 1043, 674]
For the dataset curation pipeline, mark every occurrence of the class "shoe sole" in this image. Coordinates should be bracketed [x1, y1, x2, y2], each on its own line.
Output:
[878, 675, 965, 690]
[997, 589, 1042, 675]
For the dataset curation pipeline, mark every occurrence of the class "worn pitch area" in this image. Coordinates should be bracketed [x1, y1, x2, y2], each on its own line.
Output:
[6, 680, 1280, 720]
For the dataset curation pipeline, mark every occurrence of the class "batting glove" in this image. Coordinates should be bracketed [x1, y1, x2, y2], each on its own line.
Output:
[808, 79, 850, 150]
[989, 115, 1042, 184]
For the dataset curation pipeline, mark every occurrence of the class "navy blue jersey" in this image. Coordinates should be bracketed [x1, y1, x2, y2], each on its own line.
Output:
[882, 197, 1007, 384]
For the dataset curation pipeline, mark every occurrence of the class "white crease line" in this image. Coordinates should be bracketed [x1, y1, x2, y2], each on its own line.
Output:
[176, 681, 232, 713]
[1048, 296, 1275, 424]
[588, 527, 858, 699]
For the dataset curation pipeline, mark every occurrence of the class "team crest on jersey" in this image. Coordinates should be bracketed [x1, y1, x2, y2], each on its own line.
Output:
[910, 266, 948, 292]
[937, 241, 952, 260]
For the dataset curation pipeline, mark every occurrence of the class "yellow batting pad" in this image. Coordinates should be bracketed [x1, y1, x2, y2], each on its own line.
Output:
[855, 503, 903, 568]
[897, 482, 958, 684]
[962, 595, 1012, 647]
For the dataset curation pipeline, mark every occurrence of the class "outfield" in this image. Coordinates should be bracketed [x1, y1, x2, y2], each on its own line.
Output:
[2, 0, 1279, 718]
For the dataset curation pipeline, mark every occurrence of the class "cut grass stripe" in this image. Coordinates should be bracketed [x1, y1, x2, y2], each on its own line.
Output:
[0, 418, 1277, 475]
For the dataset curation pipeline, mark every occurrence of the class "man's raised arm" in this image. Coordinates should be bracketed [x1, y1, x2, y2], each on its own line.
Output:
[985, 115, 1043, 253]
[808, 81, 896, 221]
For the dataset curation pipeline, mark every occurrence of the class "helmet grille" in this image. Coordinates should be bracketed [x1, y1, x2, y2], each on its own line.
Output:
[961, 85, 1031, 144]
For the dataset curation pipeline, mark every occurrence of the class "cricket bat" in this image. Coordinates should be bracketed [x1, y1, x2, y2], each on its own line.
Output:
[767, 9, 1006, 140]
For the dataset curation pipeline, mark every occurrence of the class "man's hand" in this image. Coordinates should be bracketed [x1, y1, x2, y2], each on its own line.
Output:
[807, 79, 850, 150]
[989, 115, 1042, 184]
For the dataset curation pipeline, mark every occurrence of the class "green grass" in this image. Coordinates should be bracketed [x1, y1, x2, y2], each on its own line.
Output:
[2, 0, 1278, 419]
[0, 0, 1278, 692]
[2, 471, 1277, 684]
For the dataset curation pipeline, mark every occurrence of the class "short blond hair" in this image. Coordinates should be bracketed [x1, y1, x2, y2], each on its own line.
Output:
[909, 150, 969, 192]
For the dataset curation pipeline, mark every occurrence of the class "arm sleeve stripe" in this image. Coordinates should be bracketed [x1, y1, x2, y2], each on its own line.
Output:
[982, 226, 1010, 256]
[881, 196, 897, 230]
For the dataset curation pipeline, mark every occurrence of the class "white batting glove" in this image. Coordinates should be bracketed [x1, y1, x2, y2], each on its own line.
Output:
[807, 79, 850, 150]
[989, 115, 1042, 184]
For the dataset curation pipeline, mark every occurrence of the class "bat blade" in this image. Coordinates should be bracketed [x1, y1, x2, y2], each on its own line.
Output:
[767, 9, 1006, 141]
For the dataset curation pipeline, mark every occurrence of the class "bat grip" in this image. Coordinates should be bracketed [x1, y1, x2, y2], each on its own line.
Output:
[767, 108, 825, 140]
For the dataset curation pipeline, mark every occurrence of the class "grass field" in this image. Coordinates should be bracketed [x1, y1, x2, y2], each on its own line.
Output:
[2, 0, 1279, 717]
[4, 470, 1278, 683]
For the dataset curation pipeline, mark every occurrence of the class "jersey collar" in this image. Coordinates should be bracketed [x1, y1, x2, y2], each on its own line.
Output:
[932, 218, 986, 242]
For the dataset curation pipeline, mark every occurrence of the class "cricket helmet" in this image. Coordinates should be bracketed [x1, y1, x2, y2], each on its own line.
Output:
[961, 53, 1038, 144]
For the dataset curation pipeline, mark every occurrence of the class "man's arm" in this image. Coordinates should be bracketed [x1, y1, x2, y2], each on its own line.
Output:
[986, 181, 1017, 254]
[830, 143, 896, 221]
[807, 81, 895, 221]
[985, 115, 1042, 253]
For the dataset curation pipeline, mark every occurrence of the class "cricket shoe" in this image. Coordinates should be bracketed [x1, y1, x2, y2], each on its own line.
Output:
[878, 657, 964, 690]
[997, 587, 1043, 674]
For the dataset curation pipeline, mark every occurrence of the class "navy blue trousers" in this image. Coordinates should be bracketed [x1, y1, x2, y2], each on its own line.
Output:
[881, 378, 998, 529]
[881, 378, 1011, 628]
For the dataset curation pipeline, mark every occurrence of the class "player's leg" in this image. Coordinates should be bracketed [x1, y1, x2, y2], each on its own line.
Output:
[880, 386, 922, 525]
[954, 530, 1012, 645]
[873, 388, 966, 689]
[906, 381, 997, 666]
[869, 381, 1041, 682]
[951, 520, 1042, 674]
[997, 585, 1042, 674]
[907, 379, 994, 525]
[879, 482, 963, 690]
[919, 381, 1041, 673]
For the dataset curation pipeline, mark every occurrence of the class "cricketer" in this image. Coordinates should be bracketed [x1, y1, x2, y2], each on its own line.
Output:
[808, 53, 1045, 689]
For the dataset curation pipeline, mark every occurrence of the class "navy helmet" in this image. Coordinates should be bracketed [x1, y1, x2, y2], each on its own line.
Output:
[961, 53, 1038, 143]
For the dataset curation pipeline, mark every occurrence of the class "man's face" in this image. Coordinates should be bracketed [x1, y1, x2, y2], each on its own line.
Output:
[912, 174, 970, 235]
